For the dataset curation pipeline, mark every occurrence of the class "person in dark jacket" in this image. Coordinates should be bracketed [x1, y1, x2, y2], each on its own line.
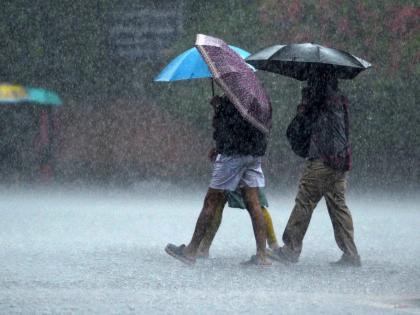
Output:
[165, 95, 271, 265]
[270, 71, 361, 267]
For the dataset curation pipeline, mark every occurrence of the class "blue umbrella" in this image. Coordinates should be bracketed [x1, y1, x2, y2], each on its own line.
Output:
[154, 45, 253, 96]
[26, 88, 62, 106]
[154, 46, 252, 82]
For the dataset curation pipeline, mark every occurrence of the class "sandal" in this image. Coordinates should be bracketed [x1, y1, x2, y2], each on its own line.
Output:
[240, 255, 272, 266]
[165, 244, 196, 265]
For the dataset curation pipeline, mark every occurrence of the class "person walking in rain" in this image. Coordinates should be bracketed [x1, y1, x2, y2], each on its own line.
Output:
[270, 70, 361, 267]
[165, 94, 271, 265]
[196, 133, 279, 259]
[196, 186, 279, 259]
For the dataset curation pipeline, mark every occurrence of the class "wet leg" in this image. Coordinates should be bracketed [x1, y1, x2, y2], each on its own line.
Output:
[197, 198, 227, 257]
[183, 188, 226, 257]
[242, 187, 268, 260]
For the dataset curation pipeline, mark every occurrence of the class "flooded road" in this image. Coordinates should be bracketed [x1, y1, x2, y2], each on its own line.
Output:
[0, 184, 419, 314]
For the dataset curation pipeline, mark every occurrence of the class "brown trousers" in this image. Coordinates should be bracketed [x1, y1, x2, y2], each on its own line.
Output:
[283, 160, 359, 260]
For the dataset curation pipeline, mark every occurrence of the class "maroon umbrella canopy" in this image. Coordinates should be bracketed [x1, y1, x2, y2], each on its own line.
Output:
[195, 34, 272, 134]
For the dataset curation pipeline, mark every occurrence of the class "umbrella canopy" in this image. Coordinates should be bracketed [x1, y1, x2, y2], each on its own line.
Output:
[196, 34, 272, 134]
[0, 83, 62, 106]
[26, 88, 62, 106]
[0, 84, 28, 103]
[154, 46, 253, 82]
[246, 43, 371, 80]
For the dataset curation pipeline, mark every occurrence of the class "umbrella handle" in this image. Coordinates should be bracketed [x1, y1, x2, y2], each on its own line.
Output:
[211, 78, 214, 97]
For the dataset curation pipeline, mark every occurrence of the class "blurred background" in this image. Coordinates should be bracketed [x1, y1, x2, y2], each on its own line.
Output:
[0, 0, 418, 190]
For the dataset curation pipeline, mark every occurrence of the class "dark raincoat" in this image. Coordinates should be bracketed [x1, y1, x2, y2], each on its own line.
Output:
[213, 96, 267, 157]
[307, 86, 352, 171]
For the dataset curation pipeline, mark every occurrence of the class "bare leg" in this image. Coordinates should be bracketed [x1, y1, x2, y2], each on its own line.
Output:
[183, 188, 226, 257]
[197, 199, 226, 257]
[242, 187, 267, 260]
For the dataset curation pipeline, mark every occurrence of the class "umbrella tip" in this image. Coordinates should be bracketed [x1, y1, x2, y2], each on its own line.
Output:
[195, 33, 207, 45]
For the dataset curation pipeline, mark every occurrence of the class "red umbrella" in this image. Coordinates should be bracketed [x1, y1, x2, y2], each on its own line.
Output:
[195, 34, 272, 134]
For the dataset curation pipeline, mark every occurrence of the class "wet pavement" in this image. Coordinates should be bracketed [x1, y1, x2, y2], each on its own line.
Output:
[0, 185, 419, 314]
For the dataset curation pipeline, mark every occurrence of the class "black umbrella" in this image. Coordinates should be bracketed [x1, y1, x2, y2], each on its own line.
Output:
[246, 43, 371, 80]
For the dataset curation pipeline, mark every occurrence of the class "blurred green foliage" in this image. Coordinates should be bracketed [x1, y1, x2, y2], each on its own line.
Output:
[0, 0, 418, 187]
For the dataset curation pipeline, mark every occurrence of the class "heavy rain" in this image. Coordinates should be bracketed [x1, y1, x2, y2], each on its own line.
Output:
[0, 1, 419, 314]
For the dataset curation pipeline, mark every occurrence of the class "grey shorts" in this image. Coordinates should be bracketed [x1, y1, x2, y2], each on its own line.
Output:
[209, 154, 265, 191]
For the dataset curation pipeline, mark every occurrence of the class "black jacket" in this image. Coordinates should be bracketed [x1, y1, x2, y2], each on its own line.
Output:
[213, 96, 267, 156]
[308, 87, 352, 171]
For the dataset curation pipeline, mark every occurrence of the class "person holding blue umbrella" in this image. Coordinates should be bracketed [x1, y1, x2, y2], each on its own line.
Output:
[164, 34, 273, 265]
[155, 42, 280, 260]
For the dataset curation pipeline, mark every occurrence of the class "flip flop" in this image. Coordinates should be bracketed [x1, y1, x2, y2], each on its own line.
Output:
[165, 244, 196, 265]
[240, 255, 272, 266]
[266, 248, 281, 260]
[266, 248, 293, 265]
